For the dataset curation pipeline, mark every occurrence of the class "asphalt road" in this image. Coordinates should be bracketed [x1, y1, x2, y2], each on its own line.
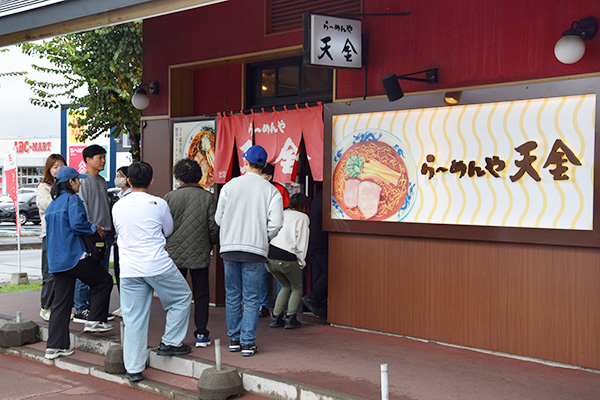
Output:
[0, 353, 166, 400]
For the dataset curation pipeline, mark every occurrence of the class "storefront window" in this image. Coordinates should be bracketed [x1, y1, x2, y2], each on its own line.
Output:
[247, 57, 332, 108]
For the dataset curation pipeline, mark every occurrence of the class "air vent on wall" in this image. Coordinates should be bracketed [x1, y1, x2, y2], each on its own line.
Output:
[267, 0, 361, 34]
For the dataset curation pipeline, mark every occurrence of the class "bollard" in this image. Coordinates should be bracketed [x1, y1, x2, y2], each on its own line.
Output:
[197, 338, 244, 400]
[381, 363, 389, 400]
[215, 339, 222, 371]
[0, 311, 38, 348]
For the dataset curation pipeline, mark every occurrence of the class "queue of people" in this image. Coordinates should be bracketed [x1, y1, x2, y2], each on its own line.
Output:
[38, 143, 327, 382]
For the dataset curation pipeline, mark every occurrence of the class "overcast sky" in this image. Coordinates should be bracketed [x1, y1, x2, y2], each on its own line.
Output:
[0, 44, 65, 140]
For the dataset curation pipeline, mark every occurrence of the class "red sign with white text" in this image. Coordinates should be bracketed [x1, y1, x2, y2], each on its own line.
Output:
[68, 146, 87, 173]
[3, 148, 20, 234]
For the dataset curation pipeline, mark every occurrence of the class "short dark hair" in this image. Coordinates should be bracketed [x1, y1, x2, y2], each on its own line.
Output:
[82, 144, 106, 163]
[128, 161, 153, 188]
[117, 166, 129, 177]
[262, 163, 275, 176]
[173, 158, 202, 184]
[248, 161, 264, 170]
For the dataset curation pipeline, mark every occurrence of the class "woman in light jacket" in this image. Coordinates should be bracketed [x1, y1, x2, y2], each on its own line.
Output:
[36, 154, 66, 321]
[266, 193, 310, 329]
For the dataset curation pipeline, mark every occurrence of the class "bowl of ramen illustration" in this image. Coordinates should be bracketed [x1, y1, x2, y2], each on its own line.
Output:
[332, 128, 417, 221]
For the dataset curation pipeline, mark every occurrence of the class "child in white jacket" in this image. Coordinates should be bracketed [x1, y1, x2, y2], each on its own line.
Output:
[266, 193, 310, 329]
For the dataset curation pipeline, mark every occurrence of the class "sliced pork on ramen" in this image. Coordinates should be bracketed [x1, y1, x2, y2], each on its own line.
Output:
[358, 180, 382, 219]
[343, 178, 360, 209]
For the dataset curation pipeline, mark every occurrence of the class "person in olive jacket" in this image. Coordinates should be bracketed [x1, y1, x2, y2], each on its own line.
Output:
[164, 158, 219, 348]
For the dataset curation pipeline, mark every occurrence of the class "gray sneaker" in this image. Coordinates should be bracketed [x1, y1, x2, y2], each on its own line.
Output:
[45, 348, 74, 360]
[83, 321, 113, 333]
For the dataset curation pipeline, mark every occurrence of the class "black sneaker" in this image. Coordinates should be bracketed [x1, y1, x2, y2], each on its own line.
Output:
[302, 296, 327, 319]
[241, 343, 258, 357]
[72, 309, 90, 323]
[259, 305, 270, 317]
[126, 372, 143, 382]
[229, 338, 241, 352]
[270, 313, 284, 328]
[284, 314, 301, 329]
[156, 342, 191, 356]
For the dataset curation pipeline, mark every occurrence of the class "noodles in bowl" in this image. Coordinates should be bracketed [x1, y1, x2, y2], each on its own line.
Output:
[332, 133, 414, 221]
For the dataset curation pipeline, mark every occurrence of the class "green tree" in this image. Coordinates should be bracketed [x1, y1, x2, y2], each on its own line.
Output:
[17, 22, 143, 160]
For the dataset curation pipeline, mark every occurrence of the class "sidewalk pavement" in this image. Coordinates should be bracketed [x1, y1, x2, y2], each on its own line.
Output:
[1, 288, 600, 399]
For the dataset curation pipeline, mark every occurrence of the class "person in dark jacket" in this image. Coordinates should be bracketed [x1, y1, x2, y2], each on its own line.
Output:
[164, 158, 219, 348]
[44, 166, 113, 360]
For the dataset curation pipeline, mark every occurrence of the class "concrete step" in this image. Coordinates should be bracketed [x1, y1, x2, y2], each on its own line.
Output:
[1, 315, 366, 400]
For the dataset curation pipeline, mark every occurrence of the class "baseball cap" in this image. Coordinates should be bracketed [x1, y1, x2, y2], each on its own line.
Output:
[55, 166, 87, 184]
[242, 145, 268, 167]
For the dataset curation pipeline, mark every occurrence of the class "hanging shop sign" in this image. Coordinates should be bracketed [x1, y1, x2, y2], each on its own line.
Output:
[214, 104, 324, 184]
[303, 13, 362, 69]
[172, 119, 216, 191]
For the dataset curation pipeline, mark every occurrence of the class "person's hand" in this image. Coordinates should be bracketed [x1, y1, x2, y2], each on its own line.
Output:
[97, 226, 104, 237]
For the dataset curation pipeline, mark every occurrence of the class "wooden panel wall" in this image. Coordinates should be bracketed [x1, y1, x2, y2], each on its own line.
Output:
[140, 118, 171, 197]
[328, 232, 600, 369]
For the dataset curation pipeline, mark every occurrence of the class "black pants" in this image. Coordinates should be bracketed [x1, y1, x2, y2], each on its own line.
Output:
[309, 252, 328, 307]
[113, 243, 121, 292]
[47, 257, 113, 349]
[40, 237, 55, 310]
[179, 268, 210, 337]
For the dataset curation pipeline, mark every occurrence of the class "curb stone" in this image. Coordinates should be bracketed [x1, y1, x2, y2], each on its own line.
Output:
[0, 314, 367, 400]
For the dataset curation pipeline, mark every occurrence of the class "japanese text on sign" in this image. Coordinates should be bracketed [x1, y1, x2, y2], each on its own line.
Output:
[308, 14, 361, 69]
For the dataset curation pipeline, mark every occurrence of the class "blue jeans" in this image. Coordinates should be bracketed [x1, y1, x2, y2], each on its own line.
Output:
[74, 233, 113, 311]
[259, 263, 268, 307]
[224, 261, 263, 345]
[120, 264, 192, 374]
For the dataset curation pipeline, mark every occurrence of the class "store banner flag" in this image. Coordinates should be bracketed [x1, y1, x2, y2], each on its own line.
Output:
[3, 147, 20, 234]
[300, 103, 324, 181]
[254, 107, 302, 183]
[214, 112, 254, 183]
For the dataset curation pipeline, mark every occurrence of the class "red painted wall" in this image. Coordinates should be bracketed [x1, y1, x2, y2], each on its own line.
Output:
[143, 0, 600, 113]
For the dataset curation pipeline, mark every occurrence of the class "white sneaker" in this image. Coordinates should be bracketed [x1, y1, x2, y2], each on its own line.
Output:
[112, 307, 122, 317]
[40, 308, 51, 321]
[45, 348, 74, 359]
[83, 321, 114, 333]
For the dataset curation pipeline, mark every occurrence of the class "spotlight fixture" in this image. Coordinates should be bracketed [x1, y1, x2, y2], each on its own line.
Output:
[131, 81, 160, 110]
[554, 16, 598, 64]
[381, 69, 438, 102]
[444, 91, 461, 105]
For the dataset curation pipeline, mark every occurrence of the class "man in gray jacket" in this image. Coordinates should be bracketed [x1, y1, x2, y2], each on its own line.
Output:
[165, 158, 219, 348]
[215, 145, 283, 357]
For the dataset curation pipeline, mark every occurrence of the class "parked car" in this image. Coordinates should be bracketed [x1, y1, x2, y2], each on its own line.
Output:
[0, 193, 40, 225]
[0, 187, 37, 204]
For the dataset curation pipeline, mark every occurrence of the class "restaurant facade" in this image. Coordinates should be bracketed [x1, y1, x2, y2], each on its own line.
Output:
[137, 0, 600, 370]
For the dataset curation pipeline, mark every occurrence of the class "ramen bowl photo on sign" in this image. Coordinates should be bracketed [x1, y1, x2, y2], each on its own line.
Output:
[332, 128, 417, 221]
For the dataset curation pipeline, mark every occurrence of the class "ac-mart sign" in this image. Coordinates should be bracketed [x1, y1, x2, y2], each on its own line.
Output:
[14, 140, 53, 153]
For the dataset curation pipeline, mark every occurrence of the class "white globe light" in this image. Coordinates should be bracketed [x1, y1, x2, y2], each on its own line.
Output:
[554, 35, 586, 64]
[131, 89, 150, 110]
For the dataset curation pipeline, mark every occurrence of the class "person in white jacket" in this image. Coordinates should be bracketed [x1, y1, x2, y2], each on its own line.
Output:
[266, 193, 310, 329]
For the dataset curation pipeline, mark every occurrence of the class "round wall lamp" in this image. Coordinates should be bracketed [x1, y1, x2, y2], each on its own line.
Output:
[554, 16, 598, 64]
[131, 81, 160, 110]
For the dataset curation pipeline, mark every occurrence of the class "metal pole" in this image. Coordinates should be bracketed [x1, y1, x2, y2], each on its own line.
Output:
[215, 339, 222, 371]
[16, 311, 21, 323]
[380, 363, 389, 400]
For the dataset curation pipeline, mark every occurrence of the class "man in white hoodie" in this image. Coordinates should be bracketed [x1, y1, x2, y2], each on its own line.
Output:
[215, 145, 283, 357]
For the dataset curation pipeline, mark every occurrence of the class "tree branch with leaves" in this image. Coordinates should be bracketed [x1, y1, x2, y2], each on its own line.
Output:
[11, 22, 144, 160]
